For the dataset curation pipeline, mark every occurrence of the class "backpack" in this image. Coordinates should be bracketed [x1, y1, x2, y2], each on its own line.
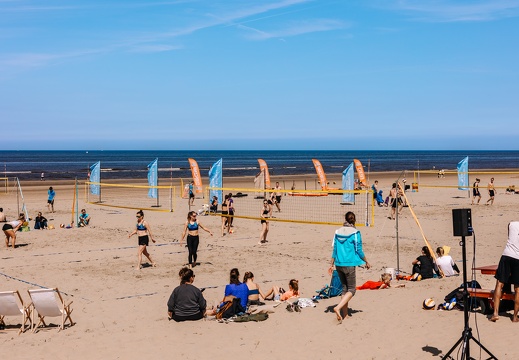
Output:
[215, 297, 245, 320]
[314, 270, 343, 299]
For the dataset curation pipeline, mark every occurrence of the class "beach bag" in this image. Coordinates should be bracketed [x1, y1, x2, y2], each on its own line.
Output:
[445, 281, 481, 311]
[215, 297, 245, 320]
[315, 270, 342, 299]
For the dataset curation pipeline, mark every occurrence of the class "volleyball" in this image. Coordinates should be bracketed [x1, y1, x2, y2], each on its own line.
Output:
[423, 298, 436, 310]
[60, 223, 65, 228]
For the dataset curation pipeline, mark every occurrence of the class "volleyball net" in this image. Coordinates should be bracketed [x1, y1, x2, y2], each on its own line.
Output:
[412, 170, 519, 190]
[85, 182, 177, 212]
[0, 177, 8, 194]
[206, 187, 375, 227]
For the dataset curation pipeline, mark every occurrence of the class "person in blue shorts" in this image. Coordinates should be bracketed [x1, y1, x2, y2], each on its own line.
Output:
[47, 186, 55, 213]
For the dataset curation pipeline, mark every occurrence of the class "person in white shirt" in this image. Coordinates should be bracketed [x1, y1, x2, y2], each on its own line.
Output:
[435, 247, 459, 277]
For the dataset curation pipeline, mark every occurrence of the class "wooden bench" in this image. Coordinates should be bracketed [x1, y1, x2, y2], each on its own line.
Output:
[469, 288, 515, 301]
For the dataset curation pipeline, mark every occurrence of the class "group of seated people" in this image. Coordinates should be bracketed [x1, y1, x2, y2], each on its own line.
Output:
[410, 246, 460, 280]
[31, 208, 90, 230]
[167, 267, 300, 322]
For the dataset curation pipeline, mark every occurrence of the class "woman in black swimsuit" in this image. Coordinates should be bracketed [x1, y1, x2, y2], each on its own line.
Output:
[128, 210, 156, 270]
[259, 198, 271, 244]
[221, 194, 230, 236]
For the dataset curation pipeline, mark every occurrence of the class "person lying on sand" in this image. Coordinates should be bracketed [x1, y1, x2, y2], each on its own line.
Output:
[356, 273, 405, 290]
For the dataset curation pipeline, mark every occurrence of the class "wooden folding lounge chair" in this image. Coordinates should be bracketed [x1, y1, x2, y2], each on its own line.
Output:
[0, 290, 31, 334]
[28, 288, 74, 332]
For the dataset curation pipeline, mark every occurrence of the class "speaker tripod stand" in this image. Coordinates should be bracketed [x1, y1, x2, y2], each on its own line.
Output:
[442, 234, 497, 360]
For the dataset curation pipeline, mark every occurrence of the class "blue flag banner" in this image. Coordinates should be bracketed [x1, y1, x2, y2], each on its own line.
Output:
[457, 156, 469, 190]
[209, 158, 222, 204]
[90, 161, 100, 195]
[342, 162, 354, 203]
[147, 158, 158, 199]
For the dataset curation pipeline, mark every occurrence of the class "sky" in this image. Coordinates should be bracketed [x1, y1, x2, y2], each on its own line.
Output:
[1, 0, 518, 150]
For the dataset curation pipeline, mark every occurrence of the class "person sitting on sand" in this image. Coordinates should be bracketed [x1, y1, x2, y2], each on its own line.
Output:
[356, 273, 406, 290]
[79, 209, 91, 226]
[223, 268, 249, 310]
[435, 247, 459, 277]
[167, 267, 208, 322]
[243, 271, 267, 306]
[411, 246, 438, 280]
[3, 213, 25, 248]
[0, 208, 7, 222]
[34, 211, 48, 230]
[210, 196, 218, 213]
[264, 279, 300, 301]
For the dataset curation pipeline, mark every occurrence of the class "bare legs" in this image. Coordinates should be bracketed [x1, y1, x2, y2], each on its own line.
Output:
[334, 292, 353, 324]
[259, 222, 269, 244]
[137, 245, 155, 270]
[4, 230, 15, 248]
[490, 280, 503, 321]
[221, 216, 230, 236]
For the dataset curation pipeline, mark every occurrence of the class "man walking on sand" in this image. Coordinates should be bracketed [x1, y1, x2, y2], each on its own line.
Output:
[471, 178, 481, 205]
[486, 178, 496, 205]
[490, 221, 519, 322]
[274, 182, 282, 212]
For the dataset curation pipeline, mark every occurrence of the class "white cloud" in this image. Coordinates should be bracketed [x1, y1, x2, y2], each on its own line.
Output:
[242, 19, 347, 40]
[129, 44, 182, 53]
[378, 0, 519, 22]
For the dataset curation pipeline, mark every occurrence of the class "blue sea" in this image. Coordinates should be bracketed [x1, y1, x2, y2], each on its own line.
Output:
[0, 150, 517, 181]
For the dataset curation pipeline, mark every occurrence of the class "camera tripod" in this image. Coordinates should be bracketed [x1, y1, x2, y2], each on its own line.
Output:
[442, 234, 497, 360]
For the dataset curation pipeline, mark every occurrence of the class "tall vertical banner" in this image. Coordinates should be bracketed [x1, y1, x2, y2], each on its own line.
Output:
[147, 158, 158, 199]
[89, 161, 100, 195]
[312, 159, 328, 190]
[457, 156, 469, 190]
[354, 159, 367, 187]
[257, 159, 271, 188]
[209, 158, 223, 204]
[342, 162, 355, 203]
[188, 158, 203, 193]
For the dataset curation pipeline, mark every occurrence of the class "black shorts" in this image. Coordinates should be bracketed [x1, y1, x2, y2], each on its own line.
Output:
[2, 224, 13, 231]
[138, 235, 149, 246]
[47, 199, 54, 204]
[221, 211, 228, 217]
[489, 190, 495, 197]
[275, 196, 281, 203]
[473, 189, 480, 196]
[189, 192, 195, 199]
[261, 219, 267, 224]
[495, 255, 519, 285]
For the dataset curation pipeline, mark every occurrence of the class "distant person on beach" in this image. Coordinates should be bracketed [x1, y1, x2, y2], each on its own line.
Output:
[472, 178, 481, 205]
[210, 196, 218, 213]
[274, 182, 282, 212]
[388, 183, 398, 219]
[328, 211, 371, 323]
[221, 194, 230, 236]
[128, 210, 156, 270]
[180, 211, 212, 268]
[486, 178, 496, 205]
[34, 212, 48, 230]
[79, 209, 91, 226]
[40, 172, 45, 181]
[227, 193, 235, 229]
[188, 181, 195, 206]
[47, 186, 55, 213]
[435, 247, 459, 277]
[258, 198, 271, 245]
[411, 246, 438, 280]
[3, 213, 25, 248]
[243, 271, 267, 306]
[167, 267, 208, 322]
[490, 221, 519, 322]
[0, 208, 6, 222]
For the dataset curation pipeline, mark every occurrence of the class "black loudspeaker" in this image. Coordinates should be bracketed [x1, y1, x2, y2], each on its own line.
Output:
[452, 209, 472, 236]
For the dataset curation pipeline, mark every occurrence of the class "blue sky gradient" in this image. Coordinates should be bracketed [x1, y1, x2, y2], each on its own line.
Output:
[1, 0, 518, 150]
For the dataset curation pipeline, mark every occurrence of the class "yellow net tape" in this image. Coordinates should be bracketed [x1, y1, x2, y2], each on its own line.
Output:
[85, 181, 176, 212]
[206, 187, 374, 227]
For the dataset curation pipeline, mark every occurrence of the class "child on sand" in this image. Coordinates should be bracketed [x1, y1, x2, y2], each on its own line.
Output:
[264, 279, 300, 301]
[356, 273, 405, 290]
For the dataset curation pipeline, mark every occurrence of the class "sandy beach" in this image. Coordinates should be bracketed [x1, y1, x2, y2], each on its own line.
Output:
[2, 171, 519, 359]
